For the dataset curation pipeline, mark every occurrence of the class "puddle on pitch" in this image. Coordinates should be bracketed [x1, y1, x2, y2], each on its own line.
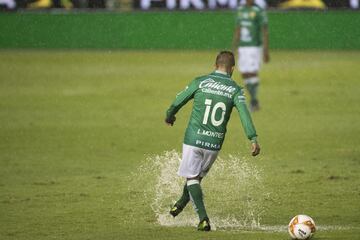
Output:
[133, 150, 272, 231]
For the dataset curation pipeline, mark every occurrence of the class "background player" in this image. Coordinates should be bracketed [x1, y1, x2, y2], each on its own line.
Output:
[165, 51, 260, 231]
[232, 0, 270, 111]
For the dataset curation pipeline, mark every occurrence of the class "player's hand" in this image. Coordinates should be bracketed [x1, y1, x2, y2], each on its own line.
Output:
[165, 116, 176, 126]
[263, 53, 270, 63]
[251, 142, 260, 156]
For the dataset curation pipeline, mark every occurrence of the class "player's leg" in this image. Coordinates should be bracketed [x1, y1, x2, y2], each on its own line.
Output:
[171, 144, 202, 218]
[238, 47, 261, 111]
[174, 145, 217, 231]
[186, 148, 218, 231]
[170, 181, 190, 217]
[186, 177, 211, 231]
[243, 72, 260, 111]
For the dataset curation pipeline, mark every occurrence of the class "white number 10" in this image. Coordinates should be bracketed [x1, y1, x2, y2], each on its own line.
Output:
[202, 99, 226, 126]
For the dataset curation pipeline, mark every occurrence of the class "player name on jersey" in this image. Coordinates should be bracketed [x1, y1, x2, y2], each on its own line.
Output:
[197, 129, 224, 139]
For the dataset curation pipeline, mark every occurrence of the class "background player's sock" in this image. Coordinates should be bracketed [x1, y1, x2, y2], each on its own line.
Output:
[187, 179, 208, 221]
[176, 182, 190, 209]
[244, 77, 259, 108]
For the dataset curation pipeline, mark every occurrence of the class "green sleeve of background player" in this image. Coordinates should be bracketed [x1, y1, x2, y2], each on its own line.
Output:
[166, 79, 198, 119]
[233, 89, 258, 142]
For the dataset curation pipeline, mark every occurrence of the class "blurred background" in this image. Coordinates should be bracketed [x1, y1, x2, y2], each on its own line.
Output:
[0, 0, 359, 51]
[0, 0, 359, 11]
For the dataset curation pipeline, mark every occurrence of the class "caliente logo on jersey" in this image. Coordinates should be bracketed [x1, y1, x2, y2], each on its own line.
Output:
[199, 79, 236, 94]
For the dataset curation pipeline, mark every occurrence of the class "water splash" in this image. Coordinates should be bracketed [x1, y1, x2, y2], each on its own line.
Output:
[132, 150, 358, 233]
[135, 150, 269, 230]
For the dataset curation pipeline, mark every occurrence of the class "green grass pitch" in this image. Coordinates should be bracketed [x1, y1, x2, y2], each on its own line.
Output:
[0, 50, 359, 239]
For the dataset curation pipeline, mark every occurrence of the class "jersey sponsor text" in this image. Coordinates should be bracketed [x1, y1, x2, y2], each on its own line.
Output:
[195, 140, 221, 150]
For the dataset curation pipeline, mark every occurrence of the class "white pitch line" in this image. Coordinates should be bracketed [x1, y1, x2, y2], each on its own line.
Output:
[159, 222, 359, 232]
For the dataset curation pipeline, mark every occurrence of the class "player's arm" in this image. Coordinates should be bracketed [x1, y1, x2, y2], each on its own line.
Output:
[234, 89, 260, 156]
[165, 79, 198, 126]
[232, 10, 242, 54]
[232, 26, 241, 54]
[261, 10, 270, 63]
[262, 25, 270, 63]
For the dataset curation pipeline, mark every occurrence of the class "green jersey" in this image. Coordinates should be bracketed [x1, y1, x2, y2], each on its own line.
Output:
[236, 5, 268, 47]
[166, 71, 257, 151]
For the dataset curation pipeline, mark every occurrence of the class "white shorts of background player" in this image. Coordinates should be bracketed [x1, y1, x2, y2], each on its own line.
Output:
[238, 47, 263, 75]
[178, 144, 219, 178]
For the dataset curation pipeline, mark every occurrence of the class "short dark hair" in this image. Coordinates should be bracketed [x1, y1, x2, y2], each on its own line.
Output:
[215, 51, 235, 69]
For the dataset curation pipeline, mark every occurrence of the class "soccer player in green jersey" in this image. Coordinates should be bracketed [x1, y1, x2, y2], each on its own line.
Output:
[232, 0, 270, 111]
[165, 51, 260, 231]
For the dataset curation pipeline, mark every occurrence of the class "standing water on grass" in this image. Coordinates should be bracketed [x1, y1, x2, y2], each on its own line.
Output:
[134, 150, 270, 230]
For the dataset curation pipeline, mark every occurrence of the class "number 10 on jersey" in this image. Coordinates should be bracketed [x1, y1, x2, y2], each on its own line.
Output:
[203, 99, 226, 127]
